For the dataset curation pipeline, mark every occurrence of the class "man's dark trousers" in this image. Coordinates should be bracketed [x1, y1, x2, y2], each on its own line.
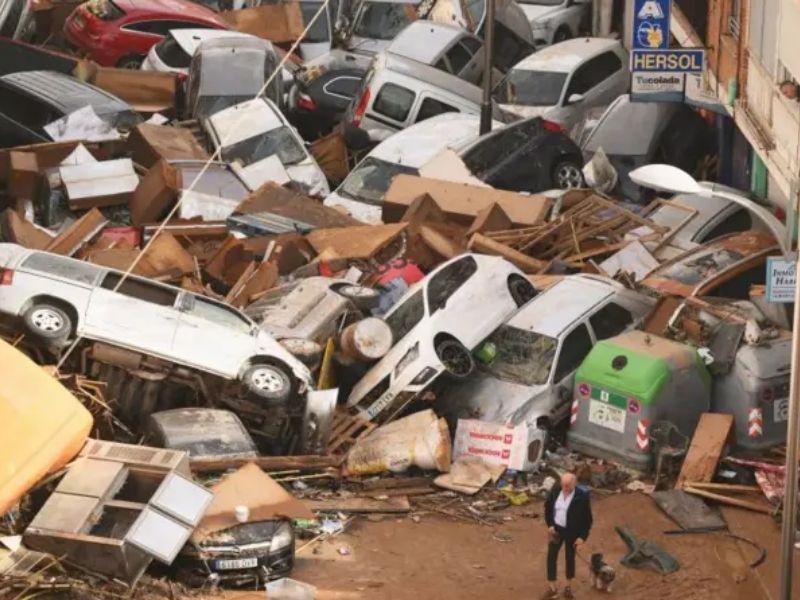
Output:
[547, 527, 576, 581]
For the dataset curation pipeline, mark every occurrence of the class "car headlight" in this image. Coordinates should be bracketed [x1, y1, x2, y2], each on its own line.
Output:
[394, 342, 420, 379]
[532, 19, 551, 31]
[270, 522, 294, 553]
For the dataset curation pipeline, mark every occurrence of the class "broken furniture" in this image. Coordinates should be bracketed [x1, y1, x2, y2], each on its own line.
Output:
[567, 331, 711, 471]
[649, 421, 689, 489]
[23, 440, 213, 586]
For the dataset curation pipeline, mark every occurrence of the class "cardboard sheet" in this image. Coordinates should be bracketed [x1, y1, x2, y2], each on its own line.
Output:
[192, 463, 314, 543]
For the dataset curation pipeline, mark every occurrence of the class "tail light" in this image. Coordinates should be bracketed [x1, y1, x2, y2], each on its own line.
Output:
[0, 268, 14, 285]
[176, 72, 187, 83]
[297, 93, 317, 111]
[352, 88, 371, 127]
[542, 119, 565, 133]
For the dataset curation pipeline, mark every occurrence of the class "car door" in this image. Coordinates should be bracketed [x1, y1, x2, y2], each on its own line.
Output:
[549, 322, 593, 419]
[562, 51, 625, 128]
[172, 293, 255, 377]
[83, 271, 181, 358]
[443, 37, 482, 84]
[413, 94, 460, 124]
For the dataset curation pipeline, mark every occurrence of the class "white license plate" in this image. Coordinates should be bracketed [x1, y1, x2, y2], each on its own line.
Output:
[214, 557, 258, 570]
[588, 400, 627, 433]
[774, 398, 789, 423]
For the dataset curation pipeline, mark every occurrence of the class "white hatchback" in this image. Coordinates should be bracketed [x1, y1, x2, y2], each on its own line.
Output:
[0, 244, 311, 404]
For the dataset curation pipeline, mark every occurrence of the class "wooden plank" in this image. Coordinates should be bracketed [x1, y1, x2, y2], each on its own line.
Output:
[190, 455, 336, 474]
[362, 476, 434, 490]
[676, 413, 734, 489]
[683, 487, 774, 514]
[685, 482, 761, 493]
[308, 496, 411, 514]
[467, 232, 547, 273]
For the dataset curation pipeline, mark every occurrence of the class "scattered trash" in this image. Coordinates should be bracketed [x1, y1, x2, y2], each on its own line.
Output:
[616, 526, 680, 574]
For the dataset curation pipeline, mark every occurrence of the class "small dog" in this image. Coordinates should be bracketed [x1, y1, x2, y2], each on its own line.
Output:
[590, 553, 616, 593]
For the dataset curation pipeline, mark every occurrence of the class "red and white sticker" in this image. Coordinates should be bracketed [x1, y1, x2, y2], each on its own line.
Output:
[636, 419, 650, 452]
[570, 398, 580, 425]
[578, 383, 591, 399]
[628, 399, 640, 414]
[748, 407, 763, 438]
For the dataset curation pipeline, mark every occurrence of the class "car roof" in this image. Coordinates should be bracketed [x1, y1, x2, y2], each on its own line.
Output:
[512, 37, 622, 73]
[0, 71, 132, 117]
[387, 22, 467, 64]
[197, 34, 274, 54]
[368, 113, 485, 166]
[207, 97, 285, 146]
[170, 29, 255, 55]
[379, 52, 483, 104]
[507, 275, 620, 337]
[115, 0, 225, 22]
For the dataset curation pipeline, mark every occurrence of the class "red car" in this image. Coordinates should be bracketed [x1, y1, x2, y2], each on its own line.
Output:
[63, 0, 229, 68]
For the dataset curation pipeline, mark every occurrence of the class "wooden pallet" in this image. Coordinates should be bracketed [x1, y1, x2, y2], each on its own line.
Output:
[327, 408, 378, 457]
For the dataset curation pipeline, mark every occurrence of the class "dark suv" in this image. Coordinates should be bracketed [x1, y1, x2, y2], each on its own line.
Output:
[0, 70, 141, 148]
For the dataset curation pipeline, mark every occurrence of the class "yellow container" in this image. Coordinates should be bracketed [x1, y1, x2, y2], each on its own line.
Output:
[0, 340, 92, 515]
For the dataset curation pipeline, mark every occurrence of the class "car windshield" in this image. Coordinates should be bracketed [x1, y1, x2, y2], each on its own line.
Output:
[221, 126, 307, 167]
[301, 1, 330, 43]
[338, 157, 417, 205]
[384, 290, 424, 342]
[656, 248, 746, 286]
[497, 70, 566, 106]
[482, 325, 558, 387]
[353, 2, 416, 40]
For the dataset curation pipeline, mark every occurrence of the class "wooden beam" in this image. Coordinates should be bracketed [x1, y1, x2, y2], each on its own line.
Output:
[468, 232, 547, 273]
[683, 487, 774, 515]
[190, 455, 337, 473]
[676, 413, 734, 489]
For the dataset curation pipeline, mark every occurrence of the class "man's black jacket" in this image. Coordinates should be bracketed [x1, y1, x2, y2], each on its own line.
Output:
[544, 485, 593, 541]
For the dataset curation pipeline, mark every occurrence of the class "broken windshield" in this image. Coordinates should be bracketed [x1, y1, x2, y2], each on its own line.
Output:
[482, 325, 557, 387]
[657, 248, 745, 286]
[221, 126, 306, 167]
[497, 70, 566, 106]
[353, 2, 416, 40]
[338, 157, 417, 205]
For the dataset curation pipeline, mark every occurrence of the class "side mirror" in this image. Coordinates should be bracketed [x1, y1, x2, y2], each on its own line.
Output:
[567, 93, 585, 105]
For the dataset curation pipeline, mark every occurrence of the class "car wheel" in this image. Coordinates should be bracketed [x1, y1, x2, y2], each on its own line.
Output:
[243, 363, 292, 405]
[336, 284, 380, 310]
[117, 55, 143, 69]
[553, 159, 584, 189]
[508, 275, 537, 307]
[435, 338, 475, 378]
[553, 27, 572, 43]
[23, 303, 72, 344]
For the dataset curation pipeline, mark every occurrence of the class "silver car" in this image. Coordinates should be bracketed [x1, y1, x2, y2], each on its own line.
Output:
[0, 244, 311, 404]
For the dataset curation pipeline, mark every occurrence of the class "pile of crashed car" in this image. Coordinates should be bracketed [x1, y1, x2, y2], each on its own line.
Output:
[0, 0, 795, 593]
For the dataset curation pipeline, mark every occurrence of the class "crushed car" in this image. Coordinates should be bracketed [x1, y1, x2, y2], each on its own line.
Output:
[347, 253, 537, 423]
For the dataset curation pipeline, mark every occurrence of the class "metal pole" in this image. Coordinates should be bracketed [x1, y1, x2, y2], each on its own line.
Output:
[479, 0, 495, 135]
[780, 199, 800, 600]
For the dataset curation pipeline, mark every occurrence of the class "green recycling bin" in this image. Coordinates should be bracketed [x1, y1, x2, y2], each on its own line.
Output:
[567, 331, 711, 471]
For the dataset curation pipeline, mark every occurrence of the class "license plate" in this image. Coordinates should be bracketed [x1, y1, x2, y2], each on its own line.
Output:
[774, 398, 789, 423]
[589, 399, 627, 433]
[214, 557, 258, 570]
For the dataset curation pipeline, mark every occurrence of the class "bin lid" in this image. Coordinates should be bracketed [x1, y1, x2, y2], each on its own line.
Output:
[575, 331, 707, 405]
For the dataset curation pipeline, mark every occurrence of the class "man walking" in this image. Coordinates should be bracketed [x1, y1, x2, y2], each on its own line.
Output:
[542, 473, 593, 599]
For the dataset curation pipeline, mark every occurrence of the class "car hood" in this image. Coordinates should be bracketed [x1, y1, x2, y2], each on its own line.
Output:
[498, 104, 555, 120]
[198, 520, 281, 548]
[286, 161, 330, 196]
[323, 191, 383, 224]
[520, 4, 559, 23]
[438, 371, 550, 425]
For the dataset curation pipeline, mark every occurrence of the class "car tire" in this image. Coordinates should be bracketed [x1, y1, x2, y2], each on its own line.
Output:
[553, 27, 572, 43]
[242, 363, 292, 405]
[508, 275, 537, 307]
[552, 159, 584, 189]
[23, 303, 72, 345]
[435, 338, 475, 378]
[336, 284, 380, 310]
[117, 55, 143, 69]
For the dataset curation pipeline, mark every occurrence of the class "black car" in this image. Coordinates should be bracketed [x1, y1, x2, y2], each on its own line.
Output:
[0, 70, 141, 148]
[145, 408, 295, 586]
[459, 116, 585, 193]
[288, 66, 365, 139]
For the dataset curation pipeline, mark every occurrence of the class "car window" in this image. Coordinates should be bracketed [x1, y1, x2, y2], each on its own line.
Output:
[220, 126, 307, 167]
[698, 209, 753, 243]
[385, 290, 424, 342]
[589, 302, 634, 341]
[426, 255, 478, 313]
[324, 76, 361, 100]
[101, 272, 178, 307]
[339, 156, 418, 205]
[435, 57, 449, 72]
[299, 1, 331, 43]
[445, 42, 472, 73]
[415, 97, 459, 123]
[353, 1, 415, 41]
[482, 325, 557, 386]
[22, 253, 101, 285]
[122, 20, 168, 34]
[460, 37, 481, 55]
[372, 83, 415, 122]
[493, 20, 535, 71]
[154, 36, 191, 69]
[567, 51, 623, 97]
[565, 63, 593, 97]
[0, 86, 59, 130]
[704, 261, 768, 300]
[657, 248, 746, 286]
[187, 296, 252, 334]
[554, 324, 592, 382]
[498, 70, 567, 106]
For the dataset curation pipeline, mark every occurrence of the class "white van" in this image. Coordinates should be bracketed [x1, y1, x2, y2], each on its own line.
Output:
[0, 244, 311, 404]
[324, 112, 497, 222]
